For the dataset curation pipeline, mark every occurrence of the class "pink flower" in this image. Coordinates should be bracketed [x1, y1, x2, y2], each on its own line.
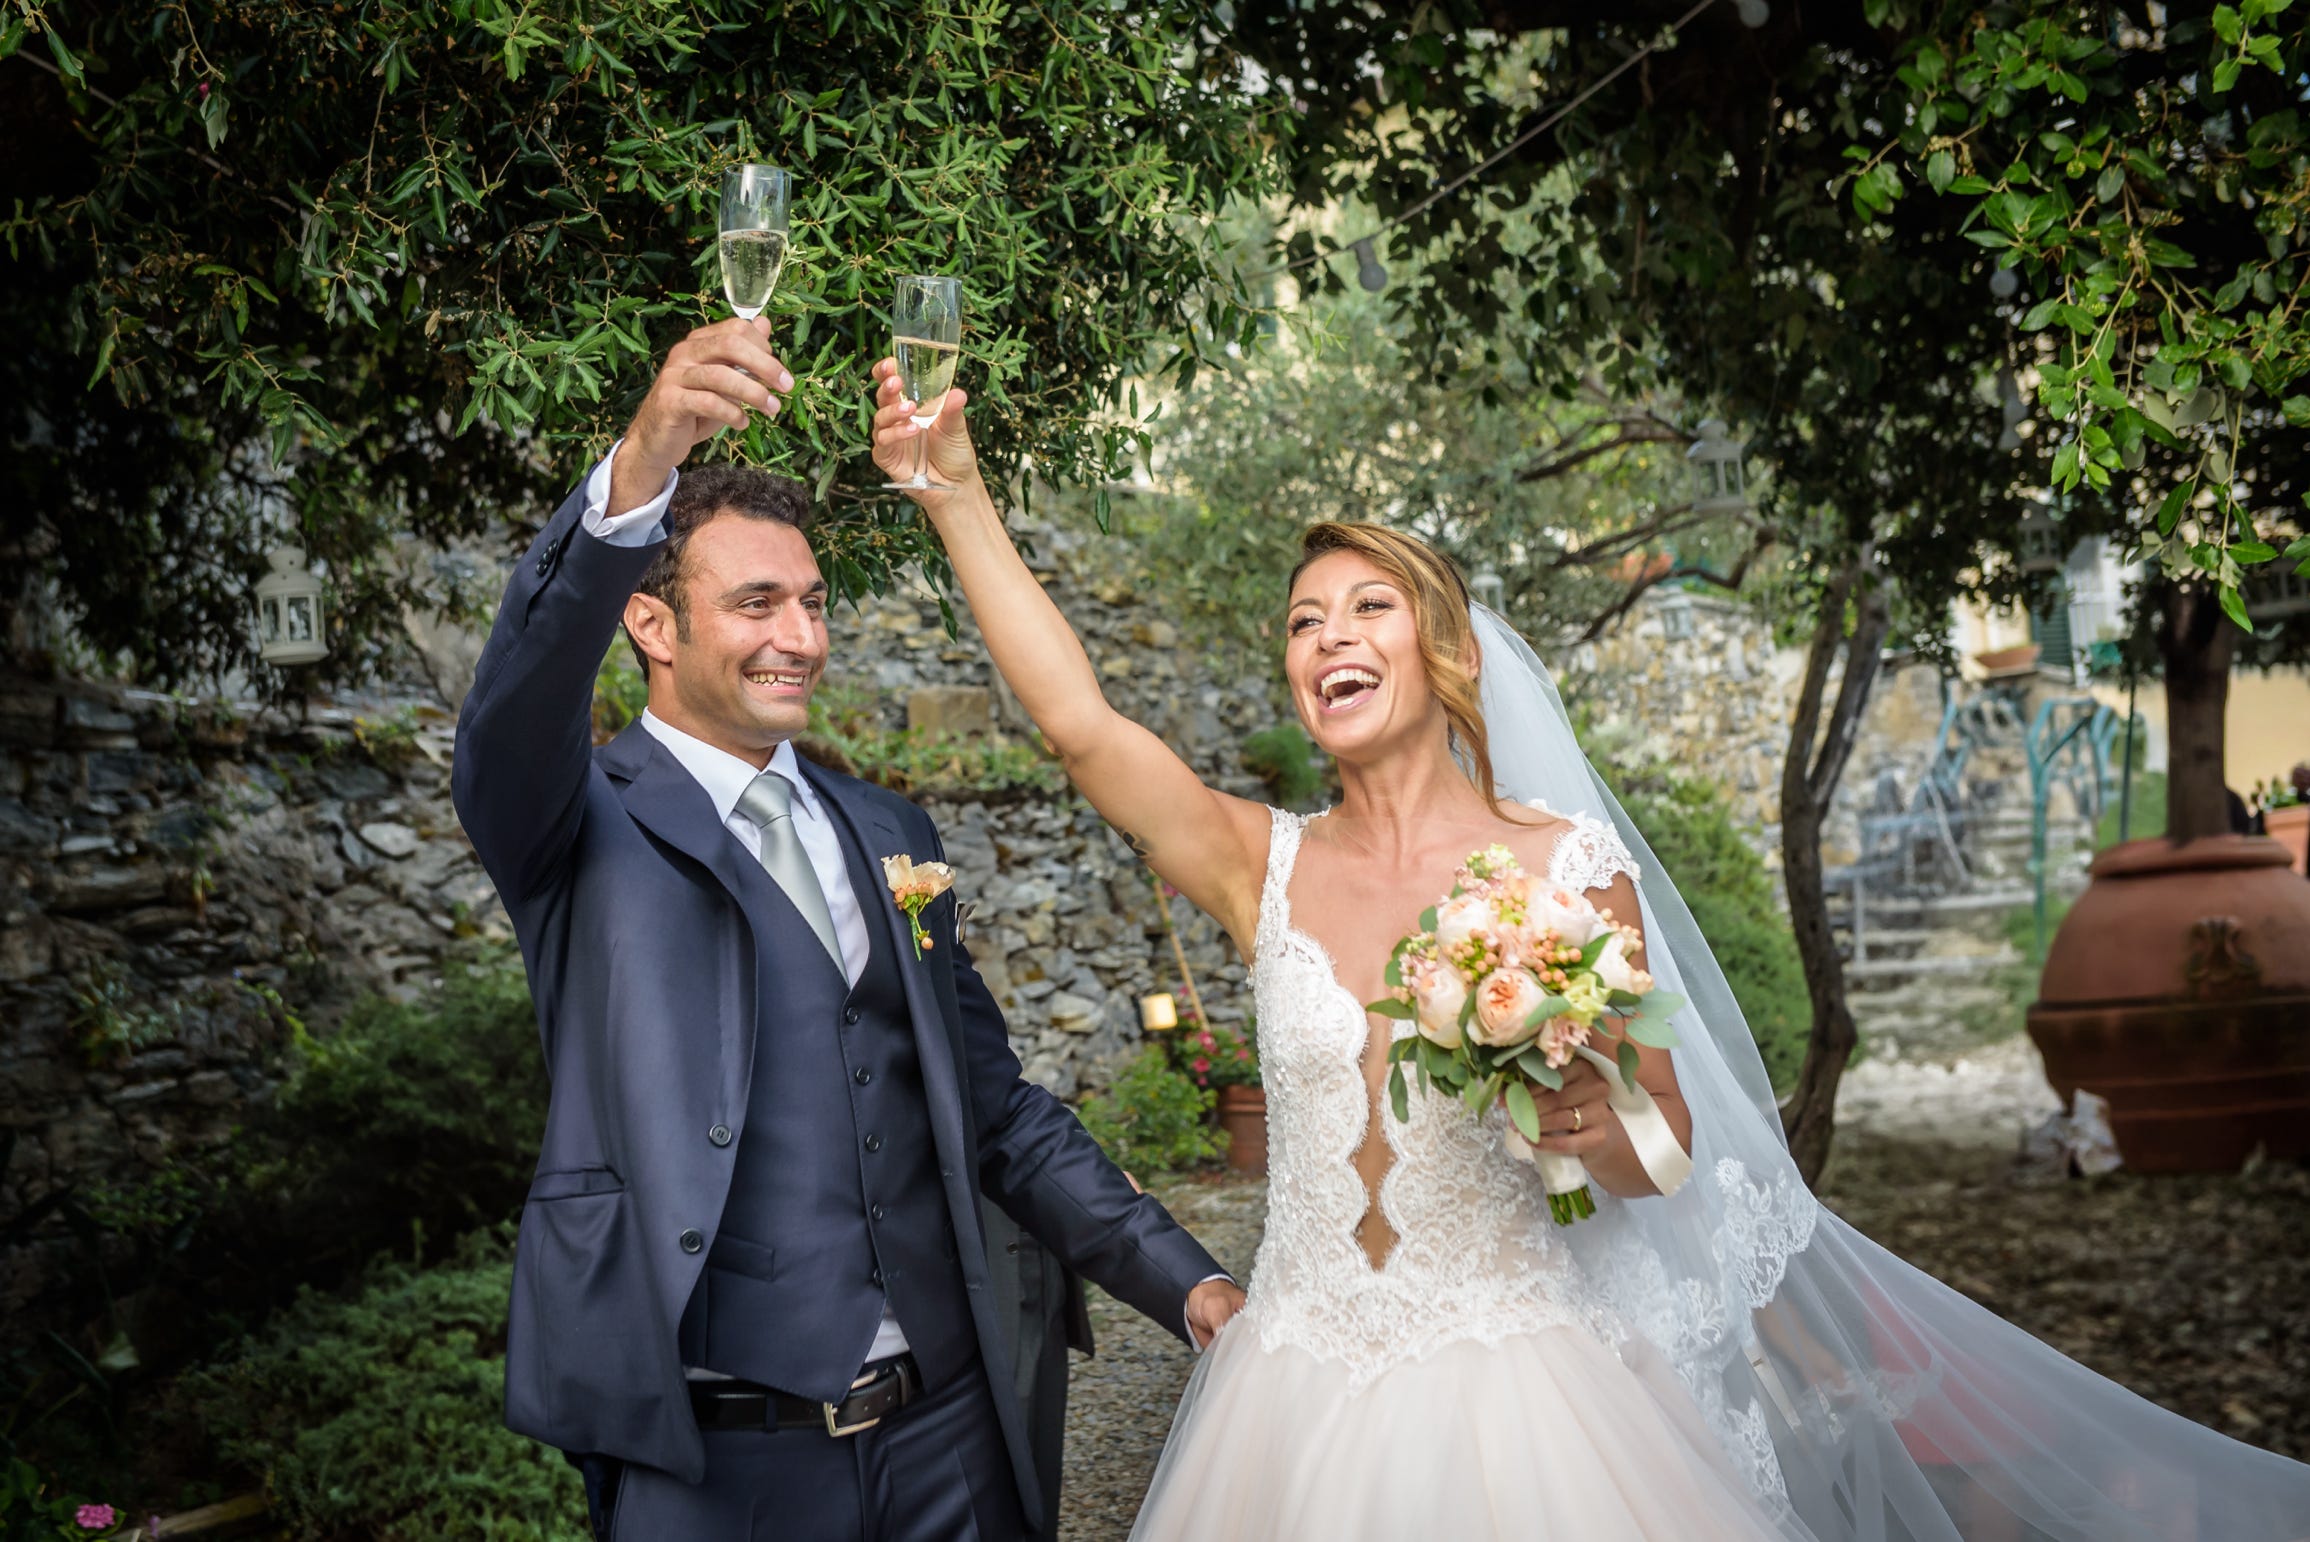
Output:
[1191, 1056, 1211, 1074]
[76, 1506, 117, 1530]
[1537, 1015, 1590, 1068]
[1470, 968, 1546, 1048]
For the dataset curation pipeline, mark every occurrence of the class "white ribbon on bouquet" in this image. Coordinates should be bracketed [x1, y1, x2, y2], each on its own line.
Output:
[1501, 1041, 1696, 1204]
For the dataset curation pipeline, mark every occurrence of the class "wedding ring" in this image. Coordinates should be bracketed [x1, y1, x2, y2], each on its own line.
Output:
[1571, 1107, 1584, 1133]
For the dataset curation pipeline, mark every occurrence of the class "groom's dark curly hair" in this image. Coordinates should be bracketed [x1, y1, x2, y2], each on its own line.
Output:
[622, 464, 814, 676]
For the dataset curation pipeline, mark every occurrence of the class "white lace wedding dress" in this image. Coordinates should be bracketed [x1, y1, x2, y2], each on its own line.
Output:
[1130, 807, 1790, 1540]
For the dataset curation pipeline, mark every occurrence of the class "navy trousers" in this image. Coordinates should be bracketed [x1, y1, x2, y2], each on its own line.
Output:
[605, 1358, 1027, 1542]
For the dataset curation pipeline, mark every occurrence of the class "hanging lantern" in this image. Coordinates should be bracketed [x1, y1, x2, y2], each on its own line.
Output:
[1351, 237, 1388, 294]
[1139, 992, 1179, 1032]
[2016, 505, 2068, 574]
[1471, 568, 1506, 611]
[254, 546, 329, 666]
[1686, 420, 1749, 515]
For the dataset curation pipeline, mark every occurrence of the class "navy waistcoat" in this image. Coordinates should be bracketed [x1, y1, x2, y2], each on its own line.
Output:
[676, 809, 974, 1403]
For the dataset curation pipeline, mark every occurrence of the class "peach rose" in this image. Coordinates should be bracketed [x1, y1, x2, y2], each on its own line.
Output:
[1433, 892, 1495, 953]
[1406, 960, 1468, 1049]
[1592, 930, 1642, 995]
[1470, 967, 1547, 1047]
[1533, 887, 1608, 946]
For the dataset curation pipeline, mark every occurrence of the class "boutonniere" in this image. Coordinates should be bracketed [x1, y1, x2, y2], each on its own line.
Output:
[881, 854, 957, 959]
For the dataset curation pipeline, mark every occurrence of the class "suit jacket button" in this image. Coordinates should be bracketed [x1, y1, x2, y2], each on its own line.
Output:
[708, 1124, 732, 1147]
[870, 1204, 885, 1222]
[1005, 1241, 1020, 1255]
[863, 1134, 882, 1153]
[870, 1268, 882, 1287]
[678, 1229, 704, 1254]
[844, 1006, 862, 1026]
[853, 1066, 872, 1086]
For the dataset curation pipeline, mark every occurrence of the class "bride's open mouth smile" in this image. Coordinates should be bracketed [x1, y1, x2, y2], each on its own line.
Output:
[1314, 664, 1383, 714]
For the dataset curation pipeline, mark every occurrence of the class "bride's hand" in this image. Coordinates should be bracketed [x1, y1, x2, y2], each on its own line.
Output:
[869, 357, 984, 508]
[1514, 1058, 1614, 1157]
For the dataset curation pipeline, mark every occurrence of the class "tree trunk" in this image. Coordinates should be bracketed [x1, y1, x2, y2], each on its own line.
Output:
[2157, 581, 2237, 843]
[1777, 556, 1892, 1188]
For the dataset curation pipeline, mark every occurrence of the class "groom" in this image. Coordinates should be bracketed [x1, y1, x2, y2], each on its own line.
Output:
[452, 316, 1240, 1541]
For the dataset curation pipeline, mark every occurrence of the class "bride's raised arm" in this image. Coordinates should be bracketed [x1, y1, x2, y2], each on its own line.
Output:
[869, 360, 1272, 950]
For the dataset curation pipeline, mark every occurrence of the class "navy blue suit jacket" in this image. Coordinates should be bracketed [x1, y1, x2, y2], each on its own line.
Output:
[451, 481, 1222, 1523]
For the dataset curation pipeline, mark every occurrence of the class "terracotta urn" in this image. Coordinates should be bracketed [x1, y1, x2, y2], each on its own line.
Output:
[2027, 835, 2310, 1172]
[2268, 804, 2309, 877]
[1215, 1085, 1268, 1176]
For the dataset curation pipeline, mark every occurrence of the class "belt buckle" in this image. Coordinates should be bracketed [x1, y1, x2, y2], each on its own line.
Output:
[822, 1368, 887, 1437]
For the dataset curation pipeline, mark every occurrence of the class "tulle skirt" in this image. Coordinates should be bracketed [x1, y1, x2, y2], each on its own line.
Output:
[1130, 1313, 1789, 1540]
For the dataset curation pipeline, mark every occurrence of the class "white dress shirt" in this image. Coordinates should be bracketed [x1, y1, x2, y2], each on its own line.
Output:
[582, 449, 1228, 1358]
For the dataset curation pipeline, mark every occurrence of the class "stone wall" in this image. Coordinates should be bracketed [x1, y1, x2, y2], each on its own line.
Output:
[0, 520, 1289, 1313]
[1559, 588, 1979, 867]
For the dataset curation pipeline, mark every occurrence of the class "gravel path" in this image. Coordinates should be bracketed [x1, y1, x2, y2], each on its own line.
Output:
[1057, 1048, 2310, 1539]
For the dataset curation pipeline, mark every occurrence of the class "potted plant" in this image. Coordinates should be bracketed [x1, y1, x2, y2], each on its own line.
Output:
[2262, 765, 2309, 877]
[1177, 1009, 1264, 1175]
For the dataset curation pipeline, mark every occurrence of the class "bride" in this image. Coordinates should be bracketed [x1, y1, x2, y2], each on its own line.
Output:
[868, 366, 2310, 1539]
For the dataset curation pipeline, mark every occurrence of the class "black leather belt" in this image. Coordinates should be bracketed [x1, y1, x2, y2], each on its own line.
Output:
[688, 1354, 923, 1438]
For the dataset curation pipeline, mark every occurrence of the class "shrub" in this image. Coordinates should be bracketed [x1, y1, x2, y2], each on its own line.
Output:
[1612, 770, 1810, 1096]
[183, 1229, 587, 1542]
[235, 946, 547, 1276]
[1074, 1048, 1226, 1177]
[1241, 724, 1325, 808]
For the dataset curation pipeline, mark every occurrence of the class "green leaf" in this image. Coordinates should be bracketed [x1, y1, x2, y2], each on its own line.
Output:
[2213, 58, 2242, 94]
[1367, 997, 1416, 1020]
[1624, 1016, 1678, 1049]
[1617, 1039, 1642, 1089]
[1504, 1080, 1542, 1143]
[1418, 906, 1438, 934]
[2231, 541, 2278, 564]
[2218, 584, 2255, 635]
[2095, 164, 2125, 203]
[1927, 150, 1956, 193]
[2157, 481, 2194, 535]
[1389, 1065, 1410, 1124]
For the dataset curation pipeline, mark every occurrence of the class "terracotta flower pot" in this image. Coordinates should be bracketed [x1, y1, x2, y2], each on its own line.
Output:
[2268, 804, 2309, 877]
[1215, 1085, 1267, 1176]
[1972, 643, 2042, 677]
[2027, 835, 2310, 1172]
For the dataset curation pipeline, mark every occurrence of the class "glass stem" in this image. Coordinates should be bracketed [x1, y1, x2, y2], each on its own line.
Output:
[914, 421, 931, 486]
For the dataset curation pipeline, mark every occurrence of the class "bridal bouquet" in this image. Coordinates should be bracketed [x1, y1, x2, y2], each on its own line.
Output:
[1368, 845, 1683, 1224]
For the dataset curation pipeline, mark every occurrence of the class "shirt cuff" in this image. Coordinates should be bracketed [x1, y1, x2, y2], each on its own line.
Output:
[582, 438, 678, 547]
[1185, 1272, 1235, 1352]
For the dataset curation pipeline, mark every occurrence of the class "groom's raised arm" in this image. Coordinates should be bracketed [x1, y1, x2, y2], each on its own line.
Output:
[452, 319, 792, 903]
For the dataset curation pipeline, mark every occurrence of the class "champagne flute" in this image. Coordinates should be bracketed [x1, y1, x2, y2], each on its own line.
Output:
[884, 275, 962, 492]
[719, 165, 791, 321]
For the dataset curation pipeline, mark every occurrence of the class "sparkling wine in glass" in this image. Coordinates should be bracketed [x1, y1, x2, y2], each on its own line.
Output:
[719, 165, 791, 321]
[885, 275, 962, 492]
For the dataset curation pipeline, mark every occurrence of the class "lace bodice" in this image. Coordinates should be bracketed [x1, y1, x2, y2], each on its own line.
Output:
[1238, 804, 1641, 1386]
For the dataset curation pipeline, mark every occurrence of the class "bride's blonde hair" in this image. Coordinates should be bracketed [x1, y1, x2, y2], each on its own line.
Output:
[1290, 522, 1514, 815]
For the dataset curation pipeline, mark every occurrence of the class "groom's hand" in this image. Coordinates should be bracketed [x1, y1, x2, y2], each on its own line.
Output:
[1186, 1278, 1245, 1349]
[607, 318, 794, 516]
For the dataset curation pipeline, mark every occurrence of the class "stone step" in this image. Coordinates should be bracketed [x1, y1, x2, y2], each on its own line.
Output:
[1845, 949, 2025, 986]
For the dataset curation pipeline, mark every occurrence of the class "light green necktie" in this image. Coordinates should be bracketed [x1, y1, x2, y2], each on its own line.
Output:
[734, 771, 844, 972]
